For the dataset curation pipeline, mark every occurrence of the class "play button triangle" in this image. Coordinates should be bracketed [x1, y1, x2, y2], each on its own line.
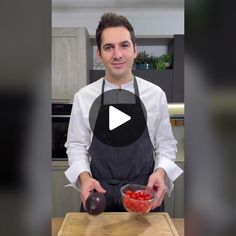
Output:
[109, 106, 131, 131]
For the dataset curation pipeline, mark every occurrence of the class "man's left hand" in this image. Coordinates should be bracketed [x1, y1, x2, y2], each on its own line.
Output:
[147, 168, 167, 209]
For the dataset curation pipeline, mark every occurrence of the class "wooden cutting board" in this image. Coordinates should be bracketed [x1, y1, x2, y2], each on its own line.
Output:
[57, 212, 179, 236]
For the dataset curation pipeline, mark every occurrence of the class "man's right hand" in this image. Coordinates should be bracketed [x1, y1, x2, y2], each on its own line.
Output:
[78, 172, 106, 208]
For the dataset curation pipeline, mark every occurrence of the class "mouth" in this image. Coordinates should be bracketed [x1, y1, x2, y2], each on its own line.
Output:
[111, 62, 126, 69]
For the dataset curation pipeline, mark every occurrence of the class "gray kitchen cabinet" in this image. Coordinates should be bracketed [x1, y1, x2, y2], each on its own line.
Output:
[170, 35, 184, 102]
[90, 35, 184, 103]
[52, 161, 81, 217]
[164, 183, 175, 217]
[174, 162, 184, 217]
[52, 28, 92, 100]
[90, 69, 173, 102]
[165, 161, 184, 218]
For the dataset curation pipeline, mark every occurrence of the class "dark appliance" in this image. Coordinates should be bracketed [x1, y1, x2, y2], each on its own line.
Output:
[52, 103, 72, 160]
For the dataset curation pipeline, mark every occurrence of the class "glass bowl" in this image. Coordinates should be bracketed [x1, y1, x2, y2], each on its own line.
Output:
[120, 184, 156, 214]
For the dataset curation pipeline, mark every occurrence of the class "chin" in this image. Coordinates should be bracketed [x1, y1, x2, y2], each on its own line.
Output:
[111, 70, 128, 79]
[112, 73, 127, 80]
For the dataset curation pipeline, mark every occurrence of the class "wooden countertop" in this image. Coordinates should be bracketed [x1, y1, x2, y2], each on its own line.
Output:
[52, 216, 184, 236]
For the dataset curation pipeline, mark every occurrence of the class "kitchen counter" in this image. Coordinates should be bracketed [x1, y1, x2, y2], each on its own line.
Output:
[52, 216, 184, 236]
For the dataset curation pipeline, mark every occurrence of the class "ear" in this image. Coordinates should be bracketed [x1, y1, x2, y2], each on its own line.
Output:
[134, 43, 138, 59]
[96, 48, 102, 61]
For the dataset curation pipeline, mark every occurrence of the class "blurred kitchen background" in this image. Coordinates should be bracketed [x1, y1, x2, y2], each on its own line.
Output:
[52, 0, 184, 218]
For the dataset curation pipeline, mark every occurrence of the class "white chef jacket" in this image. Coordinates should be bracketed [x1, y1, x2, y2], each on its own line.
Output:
[64, 76, 183, 195]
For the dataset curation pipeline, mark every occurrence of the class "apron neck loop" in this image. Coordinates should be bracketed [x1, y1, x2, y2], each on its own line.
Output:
[101, 76, 140, 106]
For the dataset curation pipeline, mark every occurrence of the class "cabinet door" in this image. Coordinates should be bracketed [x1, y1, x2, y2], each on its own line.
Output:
[52, 164, 81, 217]
[172, 35, 184, 102]
[174, 162, 184, 217]
[52, 34, 78, 100]
[164, 161, 184, 218]
[164, 187, 175, 217]
[52, 28, 92, 100]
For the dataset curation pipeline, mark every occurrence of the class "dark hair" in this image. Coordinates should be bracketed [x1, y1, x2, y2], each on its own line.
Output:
[96, 12, 136, 52]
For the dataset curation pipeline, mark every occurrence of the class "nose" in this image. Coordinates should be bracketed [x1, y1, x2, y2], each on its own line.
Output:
[113, 46, 122, 59]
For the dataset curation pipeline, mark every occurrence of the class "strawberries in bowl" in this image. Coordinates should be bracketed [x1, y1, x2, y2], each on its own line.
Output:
[120, 184, 156, 214]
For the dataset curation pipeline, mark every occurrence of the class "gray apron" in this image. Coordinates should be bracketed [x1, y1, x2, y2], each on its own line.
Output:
[81, 77, 164, 212]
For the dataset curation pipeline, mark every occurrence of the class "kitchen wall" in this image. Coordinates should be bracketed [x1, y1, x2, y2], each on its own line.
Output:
[52, 3, 184, 36]
[52, 2, 184, 76]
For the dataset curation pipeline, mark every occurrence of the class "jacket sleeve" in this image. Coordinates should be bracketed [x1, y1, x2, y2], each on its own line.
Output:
[64, 93, 92, 184]
[153, 91, 183, 195]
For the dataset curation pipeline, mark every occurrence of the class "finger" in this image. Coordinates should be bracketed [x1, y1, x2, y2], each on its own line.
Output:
[152, 188, 165, 209]
[80, 194, 86, 208]
[82, 199, 86, 211]
[146, 177, 156, 189]
[152, 193, 165, 209]
[81, 190, 90, 204]
[94, 181, 106, 193]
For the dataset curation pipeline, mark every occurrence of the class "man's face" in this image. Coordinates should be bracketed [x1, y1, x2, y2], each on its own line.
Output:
[97, 26, 137, 80]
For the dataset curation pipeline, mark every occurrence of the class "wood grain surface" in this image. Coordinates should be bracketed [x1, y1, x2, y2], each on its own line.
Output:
[52, 217, 184, 236]
[56, 212, 180, 236]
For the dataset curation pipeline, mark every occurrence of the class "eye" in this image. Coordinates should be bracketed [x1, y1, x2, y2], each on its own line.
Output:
[104, 45, 113, 51]
[121, 43, 130, 48]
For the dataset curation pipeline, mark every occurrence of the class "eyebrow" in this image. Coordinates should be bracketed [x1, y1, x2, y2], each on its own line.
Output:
[120, 40, 131, 44]
[102, 41, 131, 49]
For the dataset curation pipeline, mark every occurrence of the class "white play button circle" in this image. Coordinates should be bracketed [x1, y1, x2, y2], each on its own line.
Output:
[109, 106, 131, 131]
[89, 89, 147, 147]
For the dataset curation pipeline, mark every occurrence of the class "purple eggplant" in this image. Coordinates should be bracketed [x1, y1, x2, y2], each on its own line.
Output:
[85, 192, 106, 215]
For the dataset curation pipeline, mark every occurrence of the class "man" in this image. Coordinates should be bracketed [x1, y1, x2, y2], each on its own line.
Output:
[65, 12, 183, 212]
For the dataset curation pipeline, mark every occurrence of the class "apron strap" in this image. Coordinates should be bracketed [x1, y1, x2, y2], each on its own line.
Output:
[101, 76, 140, 106]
